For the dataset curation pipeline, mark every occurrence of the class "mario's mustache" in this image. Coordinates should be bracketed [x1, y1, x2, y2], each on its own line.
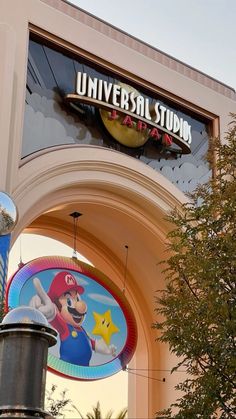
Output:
[68, 306, 87, 317]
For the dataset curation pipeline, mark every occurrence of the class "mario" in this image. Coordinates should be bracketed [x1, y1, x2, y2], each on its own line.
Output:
[30, 271, 116, 366]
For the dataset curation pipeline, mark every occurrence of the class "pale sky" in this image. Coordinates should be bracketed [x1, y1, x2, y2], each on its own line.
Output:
[69, 0, 236, 90]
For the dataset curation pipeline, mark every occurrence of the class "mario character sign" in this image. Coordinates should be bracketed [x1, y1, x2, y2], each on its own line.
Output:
[6, 256, 137, 380]
[29, 271, 117, 366]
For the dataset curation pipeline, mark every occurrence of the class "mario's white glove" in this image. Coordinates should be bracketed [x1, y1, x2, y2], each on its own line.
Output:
[29, 277, 56, 322]
[95, 338, 117, 357]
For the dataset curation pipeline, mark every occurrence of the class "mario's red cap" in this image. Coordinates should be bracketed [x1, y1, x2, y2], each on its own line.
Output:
[48, 271, 84, 302]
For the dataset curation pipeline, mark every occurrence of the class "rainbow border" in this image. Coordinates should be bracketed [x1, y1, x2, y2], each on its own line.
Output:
[6, 256, 137, 381]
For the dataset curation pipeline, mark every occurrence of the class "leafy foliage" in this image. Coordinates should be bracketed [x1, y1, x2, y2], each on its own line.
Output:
[0, 299, 8, 323]
[45, 386, 127, 419]
[154, 115, 236, 418]
[0, 206, 14, 232]
[45, 384, 73, 418]
[74, 401, 127, 419]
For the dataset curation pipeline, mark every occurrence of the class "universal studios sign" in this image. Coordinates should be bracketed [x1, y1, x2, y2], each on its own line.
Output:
[66, 72, 192, 154]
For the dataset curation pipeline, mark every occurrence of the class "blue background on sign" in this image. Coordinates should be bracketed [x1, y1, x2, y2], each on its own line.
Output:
[19, 268, 127, 366]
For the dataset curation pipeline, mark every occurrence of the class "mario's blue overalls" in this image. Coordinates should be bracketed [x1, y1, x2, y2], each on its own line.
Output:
[50, 312, 96, 366]
[59, 324, 93, 366]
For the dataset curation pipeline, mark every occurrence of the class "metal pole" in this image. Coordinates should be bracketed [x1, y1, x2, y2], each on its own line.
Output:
[0, 307, 58, 418]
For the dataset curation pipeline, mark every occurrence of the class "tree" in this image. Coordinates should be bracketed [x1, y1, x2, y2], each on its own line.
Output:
[0, 206, 14, 233]
[154, 115, 236, 418]
[45, 384, 73, 418]
[74, 401, 127, 419]
[0, 299, 8, 323]
[45, 386, 127, 419]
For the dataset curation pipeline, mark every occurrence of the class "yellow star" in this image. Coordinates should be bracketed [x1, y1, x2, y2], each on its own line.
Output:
[92, 310, 120, 345]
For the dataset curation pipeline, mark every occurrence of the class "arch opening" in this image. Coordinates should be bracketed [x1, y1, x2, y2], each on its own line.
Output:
[10, 147, 186, 417]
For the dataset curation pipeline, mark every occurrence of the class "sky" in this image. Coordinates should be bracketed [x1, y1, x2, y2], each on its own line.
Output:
[68, 0, 236, 90]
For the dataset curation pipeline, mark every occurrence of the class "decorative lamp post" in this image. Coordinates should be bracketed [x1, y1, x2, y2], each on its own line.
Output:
[0, 306, 58, 418]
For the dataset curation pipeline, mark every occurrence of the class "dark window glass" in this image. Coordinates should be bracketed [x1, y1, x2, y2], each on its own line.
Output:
[23, 35, 211, 193]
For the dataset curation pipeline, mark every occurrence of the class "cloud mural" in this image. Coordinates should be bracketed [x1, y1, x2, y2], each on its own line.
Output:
[144, 152, 210, 193]
[23, 88, 100, 157]
[88, 293, 119, 306]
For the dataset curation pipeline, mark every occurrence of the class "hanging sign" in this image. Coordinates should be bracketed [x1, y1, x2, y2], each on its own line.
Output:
[65, 72, 192, 154]
[6, 256, 137, 381]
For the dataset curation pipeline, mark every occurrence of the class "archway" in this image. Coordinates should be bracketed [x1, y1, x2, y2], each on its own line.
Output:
[11, 146, 186, 417]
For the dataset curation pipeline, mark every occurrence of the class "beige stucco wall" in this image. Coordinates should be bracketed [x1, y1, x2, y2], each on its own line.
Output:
[0, 0, 236, 417]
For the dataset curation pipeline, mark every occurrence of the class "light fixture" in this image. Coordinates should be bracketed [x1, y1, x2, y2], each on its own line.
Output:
[69, 211, 82, 259]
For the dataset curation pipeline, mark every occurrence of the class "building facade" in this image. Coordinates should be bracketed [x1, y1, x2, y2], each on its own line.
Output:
[0, 0, 236, 417]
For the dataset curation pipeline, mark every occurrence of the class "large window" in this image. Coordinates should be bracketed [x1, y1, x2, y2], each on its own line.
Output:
[23, 34, 211, 192]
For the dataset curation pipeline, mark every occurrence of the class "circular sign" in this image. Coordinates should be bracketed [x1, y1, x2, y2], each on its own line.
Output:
[6, 256, 137, 381]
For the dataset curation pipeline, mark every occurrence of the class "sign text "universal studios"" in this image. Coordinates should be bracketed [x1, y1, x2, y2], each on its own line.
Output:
[69, 72, 192, 153]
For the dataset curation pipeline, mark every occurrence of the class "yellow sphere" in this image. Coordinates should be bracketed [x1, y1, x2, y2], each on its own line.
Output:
[100, 82, 150, 148]
[100, 109, 150, 148]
